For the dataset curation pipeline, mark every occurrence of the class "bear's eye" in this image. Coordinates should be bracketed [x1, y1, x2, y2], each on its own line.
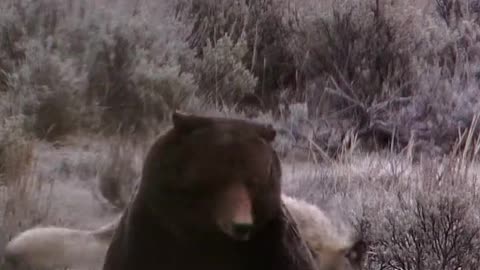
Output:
[246, 175, 270, 194]
[245, 178, 257, 191]
[179, 174, 224, 195]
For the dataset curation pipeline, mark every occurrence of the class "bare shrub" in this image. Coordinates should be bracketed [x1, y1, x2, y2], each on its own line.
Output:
[368, 193, 480, 270]
[278, 0, 480, 158]
[267, 1, 429, 156]
[391, 17, 480, 157]
[435, 0, 480, 27]
[296, 1, 422, 119]
[282, 149, 480, 270]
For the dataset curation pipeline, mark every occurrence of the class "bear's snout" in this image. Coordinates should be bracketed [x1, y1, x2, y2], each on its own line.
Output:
[218, 182, 255, 241]
[231, 222, 253, 241]
[3, 249, 24, 269]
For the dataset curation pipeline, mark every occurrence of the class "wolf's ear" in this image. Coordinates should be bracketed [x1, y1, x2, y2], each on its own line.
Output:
[172, 111, 213, 133]
[343, 238, 368, 268]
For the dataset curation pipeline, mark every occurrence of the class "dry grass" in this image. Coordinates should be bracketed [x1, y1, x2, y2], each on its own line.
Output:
[96, 137, 144, 211]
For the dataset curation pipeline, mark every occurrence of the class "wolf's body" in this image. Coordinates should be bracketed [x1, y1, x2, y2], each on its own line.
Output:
[4, 218, 118, 270]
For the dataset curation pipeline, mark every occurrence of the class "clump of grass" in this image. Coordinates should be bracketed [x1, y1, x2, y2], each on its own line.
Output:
[97, 139, 140, 210]
[0, 116, 33, 186]
[32, 90, 80, 142]
[0, 115, 53, 267]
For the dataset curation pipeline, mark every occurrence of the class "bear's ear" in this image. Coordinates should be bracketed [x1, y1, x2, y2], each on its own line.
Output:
[255, 124, 276, 143]
[172, 110, 276, 142]
[172, 111, 213, 133]
[343, 238, 368, 268]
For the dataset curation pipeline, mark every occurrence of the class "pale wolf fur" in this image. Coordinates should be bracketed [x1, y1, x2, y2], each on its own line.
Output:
[282, 195, 366, 270]
[4, 216, 120, 270]
[4, 195, 366, 270]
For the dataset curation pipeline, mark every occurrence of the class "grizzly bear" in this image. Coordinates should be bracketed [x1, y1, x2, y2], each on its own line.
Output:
[101, 111, 317, 270]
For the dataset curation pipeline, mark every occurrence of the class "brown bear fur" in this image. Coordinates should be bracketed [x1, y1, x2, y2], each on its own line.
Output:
[102, 112, 318, 270]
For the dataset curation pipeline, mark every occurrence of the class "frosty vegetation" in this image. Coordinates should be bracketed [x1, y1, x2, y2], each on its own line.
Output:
[1, 0, 480, 269]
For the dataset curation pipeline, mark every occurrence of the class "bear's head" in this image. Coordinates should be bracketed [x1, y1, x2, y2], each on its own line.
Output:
[138, 111, 282, 242]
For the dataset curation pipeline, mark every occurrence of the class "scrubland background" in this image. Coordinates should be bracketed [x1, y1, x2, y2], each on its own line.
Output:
[1, 0, 480, 269]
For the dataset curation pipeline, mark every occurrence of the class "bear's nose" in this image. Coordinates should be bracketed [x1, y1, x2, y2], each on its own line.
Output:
[232, 223, 253, 240]
[3, 255, 20, 269]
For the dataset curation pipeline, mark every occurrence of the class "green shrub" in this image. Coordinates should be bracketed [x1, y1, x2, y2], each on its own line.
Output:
[194, 33, 256, 106]
[176, 0, 299, 111]
[85, 19, 199, 135]
[1, 39, 82, 141]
